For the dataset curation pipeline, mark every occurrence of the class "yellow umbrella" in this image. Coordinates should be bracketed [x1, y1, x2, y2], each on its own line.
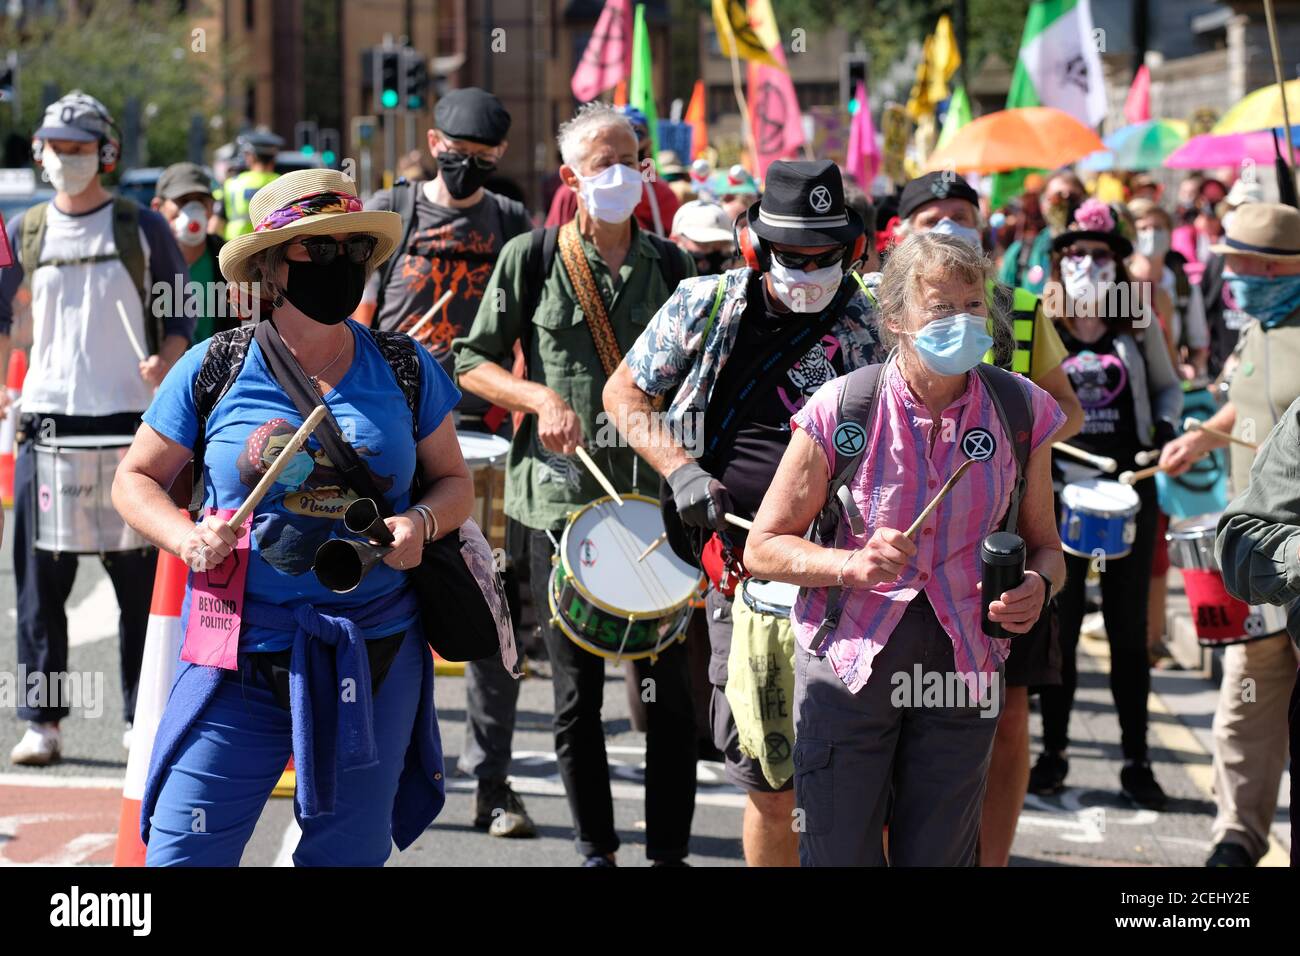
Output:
[1213, 78, 1300, 133]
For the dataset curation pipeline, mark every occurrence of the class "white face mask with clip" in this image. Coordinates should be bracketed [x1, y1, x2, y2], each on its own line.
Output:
[41, 144, 99, 196]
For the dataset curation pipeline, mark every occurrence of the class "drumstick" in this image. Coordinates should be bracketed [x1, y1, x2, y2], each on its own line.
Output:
[406, 288, 456, 341]
[115, 300, 148, 362]
[725, 513, 753, 531]
[574, 445, 625, 506]
[637, 532, 668, 562]
[1119, 464, 1165, 485]
[905, 458, 974, 539]
[1052, 442, 1118, 474]
[228, 406, 328, 529]
[1183, 417, 1259, 451]
[1134, 448, 1162, 466]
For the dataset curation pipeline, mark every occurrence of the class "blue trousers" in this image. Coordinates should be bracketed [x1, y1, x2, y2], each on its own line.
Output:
[145, 627, 425, 867]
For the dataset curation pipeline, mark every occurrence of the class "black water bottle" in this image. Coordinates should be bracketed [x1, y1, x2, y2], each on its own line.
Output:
[981, 532, 1026, 638]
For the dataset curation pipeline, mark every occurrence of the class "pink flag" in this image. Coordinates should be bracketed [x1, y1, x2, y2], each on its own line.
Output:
[1124, 65, 1151, 125]
[747, 44, 805, 180]
[571, 0, 633, 102]
[846, 80, 880, 191]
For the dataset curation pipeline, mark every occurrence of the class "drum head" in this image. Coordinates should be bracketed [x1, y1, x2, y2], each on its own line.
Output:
[458, 432, 510, 468]
[1167, 512, 1222, 540]
[1061, 478, 1140, 514]
[563, 496, 700, 615]
[40, 434, 136, 449]
[744, 578, 799, 612]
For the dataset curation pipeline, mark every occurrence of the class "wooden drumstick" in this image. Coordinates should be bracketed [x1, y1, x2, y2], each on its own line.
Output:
[1052, 442, 1118, 474]
[116, 300, 148, 363]
[1183, 417, 1259, 451]
[1119, 464, 1164, 485]
[229, 406, 328, 529]
[725, 513, 753, 531]
[905, 458, 974, 539]
[574, 445, 625, 506]
[1134, 448, 1162, 466]
[637, 532, 668, 562]
[406, 288, 456, 341]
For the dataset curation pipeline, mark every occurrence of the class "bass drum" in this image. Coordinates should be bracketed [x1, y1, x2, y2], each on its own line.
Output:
[548, 494, 704, 662]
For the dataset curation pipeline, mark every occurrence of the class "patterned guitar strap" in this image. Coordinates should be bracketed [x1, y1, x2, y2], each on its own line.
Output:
[556, 220, 624, 377]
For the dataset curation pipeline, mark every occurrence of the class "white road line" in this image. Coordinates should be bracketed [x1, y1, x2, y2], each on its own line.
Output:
[0, 772, 124, 789]
[68, 574, 120, 647]
[273, 818, 301, 867]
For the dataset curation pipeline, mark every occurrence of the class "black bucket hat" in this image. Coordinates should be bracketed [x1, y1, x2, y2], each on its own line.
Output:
[747, 159, 864, 247]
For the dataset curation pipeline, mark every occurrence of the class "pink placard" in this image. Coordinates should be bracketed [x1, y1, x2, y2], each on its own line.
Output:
[180, 508, 251, 671]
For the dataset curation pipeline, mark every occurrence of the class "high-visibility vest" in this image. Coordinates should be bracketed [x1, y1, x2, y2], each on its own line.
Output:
[984, 278, 1038, 376]
[217, 169, 280, 240]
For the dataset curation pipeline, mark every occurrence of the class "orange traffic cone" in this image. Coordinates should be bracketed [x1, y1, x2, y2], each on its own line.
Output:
[0, 349, 27, 507]
[113, 537, 188, 866]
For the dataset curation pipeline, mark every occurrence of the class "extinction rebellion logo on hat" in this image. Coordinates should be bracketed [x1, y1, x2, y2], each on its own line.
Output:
[809, 185, 833, 214]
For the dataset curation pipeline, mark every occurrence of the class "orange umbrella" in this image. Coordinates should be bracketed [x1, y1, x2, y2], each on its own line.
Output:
[924, 107, 1105, 174]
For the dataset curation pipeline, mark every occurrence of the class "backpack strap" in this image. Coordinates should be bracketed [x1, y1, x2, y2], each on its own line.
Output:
[518, 225, 560, 380]
[189, 324, 256, 510]
[367, 327, 423, 440]
[973, 363, 1033, 535]
[645, 232, 685, 294]
[373, 179, 419, 322]
[808, 362, 887, 653]
[699, 273, 728, 345]
[850, 269, 877, 306]
[110, 198, 159, 354]
[18, 200, 48, 278]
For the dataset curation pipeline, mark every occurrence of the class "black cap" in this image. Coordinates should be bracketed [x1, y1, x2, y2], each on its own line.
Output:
[156, 162, 212, 201]
[747, 159, 863, 247]
[434, 88, 511, 146]
[899, 171, 980, 221]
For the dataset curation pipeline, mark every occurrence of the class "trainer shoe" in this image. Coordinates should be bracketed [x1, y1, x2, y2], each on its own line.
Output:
[10, 722, 62, 766]
[582, 854, 616, 867]
[1205, 842, 1255, 867]
[1028, 751, 1068, 796]
[1120, 761, 1167, 810]
[473, 779, 538, 838]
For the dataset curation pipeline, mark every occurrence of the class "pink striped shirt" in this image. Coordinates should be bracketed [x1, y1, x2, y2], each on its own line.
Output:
[790, 359, 1065, 695]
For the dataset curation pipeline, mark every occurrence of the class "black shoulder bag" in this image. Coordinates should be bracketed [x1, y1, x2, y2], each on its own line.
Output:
[254, 320, 508, 663]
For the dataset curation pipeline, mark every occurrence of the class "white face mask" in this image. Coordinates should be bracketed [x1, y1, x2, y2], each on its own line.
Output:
[1135, 227, 1170, 259]
[768, 260, 843, 313]
[1061, 255, 1117, 307]
[172, 200, 208, 247]
[577, 163, 644, 224]
[41, 144, 98, 196]
[926, 217, 983, 250]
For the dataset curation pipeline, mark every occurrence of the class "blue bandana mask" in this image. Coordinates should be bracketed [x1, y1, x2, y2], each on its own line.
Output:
[1224, 272, 1300, 330]
[910, 312, 994, 376]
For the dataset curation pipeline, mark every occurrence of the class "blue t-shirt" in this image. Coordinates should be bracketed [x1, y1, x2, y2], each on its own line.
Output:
[144, 320, 460, 651]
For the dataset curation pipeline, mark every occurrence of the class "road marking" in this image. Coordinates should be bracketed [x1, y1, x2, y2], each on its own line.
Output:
[273, 818, 301, 867]
[0, 772, 123, 789]
[68, 574, 120, 647]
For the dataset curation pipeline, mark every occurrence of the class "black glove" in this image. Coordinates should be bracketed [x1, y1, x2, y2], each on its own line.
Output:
[667, 462, 732, 531]
[1153, 419, 1178, 448]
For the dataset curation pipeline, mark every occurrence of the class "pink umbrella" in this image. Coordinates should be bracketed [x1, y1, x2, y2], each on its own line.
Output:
[1165, 128, 1300, 168]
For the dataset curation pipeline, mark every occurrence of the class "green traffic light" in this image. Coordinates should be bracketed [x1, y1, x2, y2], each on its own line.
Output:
[322, 150, 336, 165]
[382, 89, 399, 109]
[301, 144, 315, 155]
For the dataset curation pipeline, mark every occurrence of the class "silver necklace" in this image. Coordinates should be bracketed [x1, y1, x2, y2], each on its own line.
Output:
[307, 331, 348, 392]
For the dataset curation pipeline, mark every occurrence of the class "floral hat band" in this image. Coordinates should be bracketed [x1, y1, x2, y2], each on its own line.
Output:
[1051, 197, 1134, 258]
[254, 191, 364, 233]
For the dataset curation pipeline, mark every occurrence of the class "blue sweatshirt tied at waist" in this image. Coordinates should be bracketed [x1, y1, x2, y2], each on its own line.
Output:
[140, 589, 446, 851]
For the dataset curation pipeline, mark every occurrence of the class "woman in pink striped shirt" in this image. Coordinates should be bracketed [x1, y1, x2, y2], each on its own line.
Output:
[746, 233, 1067, 866]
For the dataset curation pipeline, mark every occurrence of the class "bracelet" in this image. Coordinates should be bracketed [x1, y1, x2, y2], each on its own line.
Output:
[407, 506, 430, 542]
[412, 504, 437, 543]
[836, 550, 857, 587]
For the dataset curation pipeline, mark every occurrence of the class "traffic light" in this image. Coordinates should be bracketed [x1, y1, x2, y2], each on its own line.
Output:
[842, 53, 870, 115]
[403, 49, 428, 110]
[319, 128, 340, 167]
[379, 49, 401, 111]
[294, 120, 319, 156]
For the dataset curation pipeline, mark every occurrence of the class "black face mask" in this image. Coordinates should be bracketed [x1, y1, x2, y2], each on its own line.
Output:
[284, 258, 367, 325]
[437, 151, 496, 200]
[694, 250, 731, 276]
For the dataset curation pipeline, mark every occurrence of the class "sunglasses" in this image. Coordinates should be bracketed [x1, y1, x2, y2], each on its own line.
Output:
[439, 150, 497, 171]
[771, 247, 846, 270]
[1062, 247, 1115, 264]
[297, 234, 378, 265]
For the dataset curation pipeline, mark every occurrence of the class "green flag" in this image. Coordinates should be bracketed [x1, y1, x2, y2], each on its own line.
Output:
[629, 4, 659, 169]
[936, 85, 972, 151]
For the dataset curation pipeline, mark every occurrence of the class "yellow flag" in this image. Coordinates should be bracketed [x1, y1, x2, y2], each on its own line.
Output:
[712, 0, 782, 69]
[906, 14, 961, 120]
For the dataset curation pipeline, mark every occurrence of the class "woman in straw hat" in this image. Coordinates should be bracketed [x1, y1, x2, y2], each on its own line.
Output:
[113, 168, 475, 865]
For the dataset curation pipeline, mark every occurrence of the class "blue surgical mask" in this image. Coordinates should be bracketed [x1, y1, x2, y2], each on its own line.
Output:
[910, 312, 994, 376]
[928, 217, 983, 251]
[1224, 272, 1300, 330]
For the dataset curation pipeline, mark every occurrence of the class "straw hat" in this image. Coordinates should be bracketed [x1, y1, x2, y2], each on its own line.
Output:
[219, 169, 402, 285]
[1209, 202, 1300, 261]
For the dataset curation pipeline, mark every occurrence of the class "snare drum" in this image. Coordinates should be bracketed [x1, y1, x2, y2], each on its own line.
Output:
[458, 432, 510, 551]
[548, 494, 705, 662]
[1167, 514, 1287, 646]
[741, 579, 799, 619]
[1059, 478, 1140, 559]
[33, 435, 147, 554]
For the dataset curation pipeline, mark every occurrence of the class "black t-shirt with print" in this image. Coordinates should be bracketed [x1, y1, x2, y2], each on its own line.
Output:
[709, 272, 847, 518]
[363, 184, 531, 413]
[1058, 327, 1144, 468]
